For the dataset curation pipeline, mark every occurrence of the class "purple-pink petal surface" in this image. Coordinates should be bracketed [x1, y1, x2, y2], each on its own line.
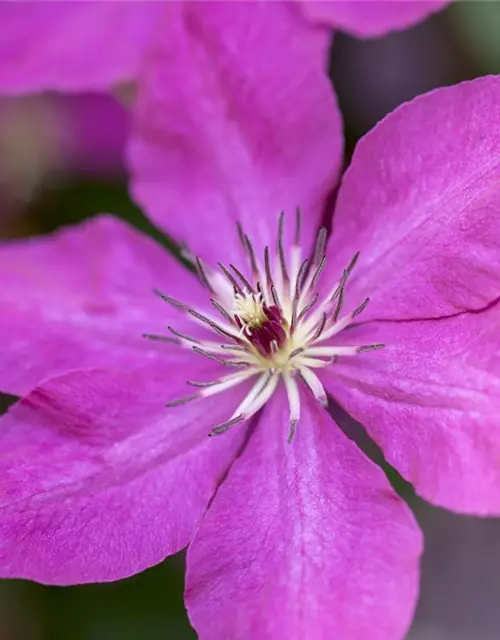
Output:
[129, 1, 343, 266]
[0, 214, 209, 395]
[325, 76, 500, 322]
[316, 76, 500, 515]
[0, 366, 247, 584]
[321, 304, 500, 515]
[0, 1, 163, 93]
[186, 390, 422, 640]
[299, 0, 451, 37]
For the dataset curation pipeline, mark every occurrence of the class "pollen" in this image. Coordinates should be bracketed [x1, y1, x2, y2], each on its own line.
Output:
[146, 211, 384, 442]
[233, 292, 267, 330]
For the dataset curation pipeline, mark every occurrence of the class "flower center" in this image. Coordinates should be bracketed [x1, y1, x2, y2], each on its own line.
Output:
[234, 293, 287, 358]
[146, 211, 383, 442]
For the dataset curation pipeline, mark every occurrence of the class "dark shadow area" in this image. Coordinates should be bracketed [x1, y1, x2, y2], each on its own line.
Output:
[0, 553, 195, 640]
[0, 392, 19, 415]
[328, 394, 415, 500]
[409, 500, 500, 640]
[331, 5, 469, 156]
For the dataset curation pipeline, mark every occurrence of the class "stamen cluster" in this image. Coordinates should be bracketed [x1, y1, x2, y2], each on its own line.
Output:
[146, 212, 383, 442]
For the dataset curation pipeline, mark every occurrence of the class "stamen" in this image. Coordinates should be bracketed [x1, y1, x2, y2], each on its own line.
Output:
[187, 380, 221, 388]
[294, 207, 302, 246]
[192, 345, 247, 367]
[218, 262, 244, 296]
[152, 218, 383, 442]
[232, 371, 275, 419]
[244, 234, 259, 277]
[153, 289, 188, 311]
[306, 346, 370, 357]
[346, 251, 360, 275]
[313, 227, 327, 266]
[188, 369, 256, 392]
[283, 374, 300, 443]
[299, 356, 334, 368]
[288, 347, 304, 360]
[168, 326, 202, 344]
[330, 276, 345, 302]
[201, 370, 258, 397]
[310, 255, 326, 289]
[278, 211, 289, 284]
[300, 367, 328, 406]
[290, 298, 299, 334]
[211, 298, 235, 325]
[236, 222, 246, 250]
[166, 393, 200, 408]
[142, 333, 179, 344]
[353, 297, 370, 318]
[195, 257, 215, 294]
[264, 246, 274, 291]
[210, 414, 245, 437]
[295, 258, 309, 296]
[220, 344, 248, 352]
[230, 264, 254, 293]
[310, 312, 327, 341]
[296, 293, 319, 324]
[357, 343, 385, 353]
[188, 308, 240, 342]
[332, 285, 344, 322]
[270, 284, 282, 310]
[240, 373, 279, 419]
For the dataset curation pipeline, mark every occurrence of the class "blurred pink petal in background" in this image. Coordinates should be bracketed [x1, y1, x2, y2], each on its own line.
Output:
[299, 0, 451, 37]
[0, 0, 451, 97]
[0, 93, 128, 229]
[0, 1, 163, 93]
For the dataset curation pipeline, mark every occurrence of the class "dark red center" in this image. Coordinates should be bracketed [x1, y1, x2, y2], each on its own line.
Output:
[235, 305, 287, 356]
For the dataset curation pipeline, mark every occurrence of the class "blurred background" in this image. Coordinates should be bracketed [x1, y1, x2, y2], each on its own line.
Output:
[1, 2, 500, 638]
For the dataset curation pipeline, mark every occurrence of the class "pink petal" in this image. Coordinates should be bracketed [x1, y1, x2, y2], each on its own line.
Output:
[0, 2, 163, 93]
[299, 1, 451, 38]
[0, 364, 246, 584]
[0, 214, 207, 395]
[186, 388, 422, 640]
[56, 94, 129, 176]
[129, 1, 342, 266]
[320, 301, 500, 514]
[324, 76, 500, 322]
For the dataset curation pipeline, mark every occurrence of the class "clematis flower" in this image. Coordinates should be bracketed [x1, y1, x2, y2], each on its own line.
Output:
[0, 1, 451, 94]
[1, 6, 500, 640]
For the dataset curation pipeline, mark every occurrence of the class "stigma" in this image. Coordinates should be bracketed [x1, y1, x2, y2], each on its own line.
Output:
[146, 211, 383, 442]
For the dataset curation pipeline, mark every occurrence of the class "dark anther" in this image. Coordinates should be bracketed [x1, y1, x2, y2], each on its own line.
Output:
[230, 264, 254, 293]
[294, 207, 302, 246]
[167, 326, 201, 344]
[195, 257, 215, 294]
[166, 393, 200, 408]
[313, 227, 327, 265]
[278, 211, 289, 284]
[353, 297, 370, 318]
[209, 414, 245, 436]
[356, 343, 385, 353]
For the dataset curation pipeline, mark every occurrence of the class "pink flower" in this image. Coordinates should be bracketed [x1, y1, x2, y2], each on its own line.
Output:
[0, 1, 450, 94]
[0, 4, 499, 640]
